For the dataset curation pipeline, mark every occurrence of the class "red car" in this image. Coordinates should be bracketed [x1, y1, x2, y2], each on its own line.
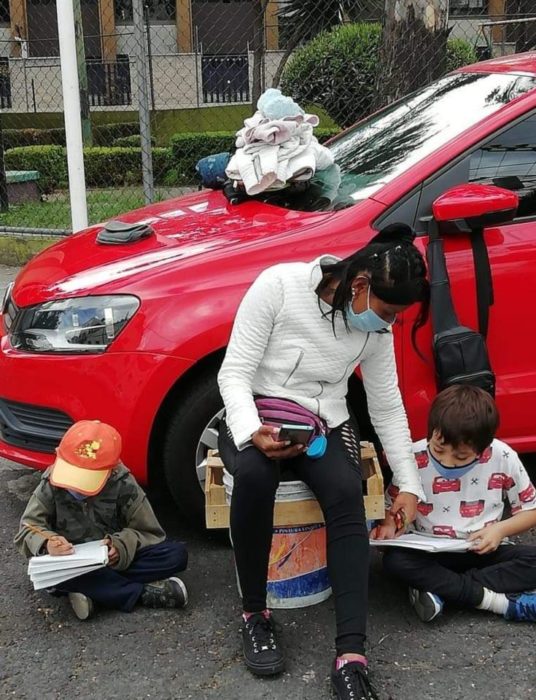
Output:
[2, 54, 536, 523]
[479, 446, 493, 463]
[417, 502, 434, 516]
[518, 483, 536, 503]
[487, 472, 515, 490]
[415, 450, 429, 469]
[432, 525, 457, 538]
[432, 476, 462, 495]
[459, 499, 486, 518]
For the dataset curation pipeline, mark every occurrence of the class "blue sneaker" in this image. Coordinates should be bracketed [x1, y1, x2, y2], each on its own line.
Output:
[505, 592, 536, 621]
[409, 588, 444, 622]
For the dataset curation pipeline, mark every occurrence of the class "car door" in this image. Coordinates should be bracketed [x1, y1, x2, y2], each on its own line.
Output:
[401, 110, 536, 451]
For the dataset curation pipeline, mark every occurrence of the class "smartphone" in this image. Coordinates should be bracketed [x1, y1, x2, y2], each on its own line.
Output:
[277, 423, 314, 445]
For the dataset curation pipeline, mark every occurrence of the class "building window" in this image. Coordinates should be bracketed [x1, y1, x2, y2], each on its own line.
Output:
[115, 0, 176, 23]
[0, 0, 10, 24]
[449, 0, 488, 16]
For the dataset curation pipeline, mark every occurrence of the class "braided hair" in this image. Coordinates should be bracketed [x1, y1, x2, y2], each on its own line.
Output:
[317, 223, 430, 352]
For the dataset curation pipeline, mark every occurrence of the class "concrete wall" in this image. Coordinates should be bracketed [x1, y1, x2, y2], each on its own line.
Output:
[5, 50, 287, 114]
[116, 23, 177, 56]
[0, 26, 12, 58]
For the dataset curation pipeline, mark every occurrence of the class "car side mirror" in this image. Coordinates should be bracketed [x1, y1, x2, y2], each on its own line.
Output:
[432, 184, 519, 233]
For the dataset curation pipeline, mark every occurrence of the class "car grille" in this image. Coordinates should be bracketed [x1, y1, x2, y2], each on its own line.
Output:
[0, 399, 73, 453]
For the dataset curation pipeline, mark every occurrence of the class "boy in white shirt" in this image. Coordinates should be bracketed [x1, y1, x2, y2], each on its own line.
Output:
[372, 385, 536, 622]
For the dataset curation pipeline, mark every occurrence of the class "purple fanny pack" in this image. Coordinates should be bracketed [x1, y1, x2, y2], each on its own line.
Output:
[254, 397, 327, 446]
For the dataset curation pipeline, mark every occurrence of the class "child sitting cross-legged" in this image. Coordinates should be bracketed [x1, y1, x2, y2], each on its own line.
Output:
[371, 385, 536, 623]
[15, 420, 188, 620]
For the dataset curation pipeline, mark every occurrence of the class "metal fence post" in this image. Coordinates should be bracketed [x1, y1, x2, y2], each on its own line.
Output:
[56, 0, 88, 233]
[132, 0, 154, 205]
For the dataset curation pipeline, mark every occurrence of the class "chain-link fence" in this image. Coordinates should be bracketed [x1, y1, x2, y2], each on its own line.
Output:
[0, 0, 534, 238]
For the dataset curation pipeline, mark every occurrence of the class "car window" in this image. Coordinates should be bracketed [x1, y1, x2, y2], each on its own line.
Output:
[469, 113, 536, 218]
[256, 72, 536, 213]
[412, 110, 536, 230]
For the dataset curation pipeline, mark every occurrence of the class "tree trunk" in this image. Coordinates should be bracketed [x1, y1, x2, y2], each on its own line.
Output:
[251, 0, 269, 106]
[375, 0, 449, 110]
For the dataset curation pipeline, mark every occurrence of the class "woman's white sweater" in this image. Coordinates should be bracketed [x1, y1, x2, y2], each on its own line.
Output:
[218, 255, 425, 500]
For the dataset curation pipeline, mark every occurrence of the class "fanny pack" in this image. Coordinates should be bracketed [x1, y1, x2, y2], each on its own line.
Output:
[254, 397, 328, 459]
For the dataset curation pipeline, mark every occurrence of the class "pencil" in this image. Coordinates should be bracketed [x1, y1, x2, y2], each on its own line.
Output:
[22, 522, 61, 541]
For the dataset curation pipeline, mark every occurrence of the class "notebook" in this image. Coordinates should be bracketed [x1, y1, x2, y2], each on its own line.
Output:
[28, 540, 109, 590]
[369, 532, 470, 553]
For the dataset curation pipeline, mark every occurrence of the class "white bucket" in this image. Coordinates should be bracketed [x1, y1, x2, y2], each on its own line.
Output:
[224, 469, 331, 609]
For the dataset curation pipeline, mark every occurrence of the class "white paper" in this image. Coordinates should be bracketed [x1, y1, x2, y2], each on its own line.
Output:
[370, 533, 470, 553]
[28, 540, 108, 590]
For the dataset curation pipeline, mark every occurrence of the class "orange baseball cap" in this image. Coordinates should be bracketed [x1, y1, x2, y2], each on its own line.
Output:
[50, 420, 122, 496]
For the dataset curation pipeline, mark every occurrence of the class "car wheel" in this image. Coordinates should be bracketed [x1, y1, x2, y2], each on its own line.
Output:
[162, 367, 224, 524]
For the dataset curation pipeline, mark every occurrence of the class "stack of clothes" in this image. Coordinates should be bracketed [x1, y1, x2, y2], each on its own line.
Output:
[225, 89, 334, 196]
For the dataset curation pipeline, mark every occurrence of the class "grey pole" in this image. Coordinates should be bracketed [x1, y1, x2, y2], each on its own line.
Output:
[132, 0, 154, 204]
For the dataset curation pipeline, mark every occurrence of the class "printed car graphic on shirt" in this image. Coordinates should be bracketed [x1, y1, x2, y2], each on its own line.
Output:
[518, 483, 536, 503]
[387, 483, 400, 499]
[432, 476, 462, 494]
[415, 450, 429, 469]
[487, 472, 516, 490]
[417, 501, 434, 516]
[432, 525, 457, 538]
[479, 446, 493, 464]
[459, 499, 486, 518]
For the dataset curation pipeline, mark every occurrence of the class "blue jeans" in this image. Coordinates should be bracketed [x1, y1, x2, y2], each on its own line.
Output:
[56, 540, 188, 612]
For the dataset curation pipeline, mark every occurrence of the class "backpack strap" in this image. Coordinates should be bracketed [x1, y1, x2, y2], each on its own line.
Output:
[426, 219, 459, 335]
[470, 228, 494, 338]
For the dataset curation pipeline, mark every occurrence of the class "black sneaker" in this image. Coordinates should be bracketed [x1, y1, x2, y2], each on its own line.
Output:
[241, 612, 285, 676]
[140, 577, 188, 608]
[331, 660, 379, 700]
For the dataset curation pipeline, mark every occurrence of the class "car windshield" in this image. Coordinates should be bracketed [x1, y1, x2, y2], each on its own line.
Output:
[257, 71, 536, 212]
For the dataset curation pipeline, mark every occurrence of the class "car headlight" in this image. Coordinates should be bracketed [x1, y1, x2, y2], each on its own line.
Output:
[9, 295, 140, 353]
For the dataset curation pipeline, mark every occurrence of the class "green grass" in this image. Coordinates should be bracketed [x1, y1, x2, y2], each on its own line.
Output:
[0, 235, 59, 266]
[0, 189, 149, 231]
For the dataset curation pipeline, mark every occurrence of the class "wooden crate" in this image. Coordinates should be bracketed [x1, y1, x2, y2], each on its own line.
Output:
[205, 441, 384, 529]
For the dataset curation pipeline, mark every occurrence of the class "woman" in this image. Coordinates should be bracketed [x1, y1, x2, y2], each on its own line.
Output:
[217, 224, 429, 700]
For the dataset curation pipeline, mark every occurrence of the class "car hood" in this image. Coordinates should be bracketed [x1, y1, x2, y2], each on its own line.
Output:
[13, 190, 335, 306]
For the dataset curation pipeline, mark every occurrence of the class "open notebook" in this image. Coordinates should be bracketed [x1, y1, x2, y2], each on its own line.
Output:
[28, 540, 109, 590]
[370, 533, 470, 553]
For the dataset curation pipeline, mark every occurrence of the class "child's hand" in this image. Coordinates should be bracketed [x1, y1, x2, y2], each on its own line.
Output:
[47, 536, 74, 556]
[370, 522, 397, 540]
[104, 537, 120, 566]
[468, 525, 503, 554]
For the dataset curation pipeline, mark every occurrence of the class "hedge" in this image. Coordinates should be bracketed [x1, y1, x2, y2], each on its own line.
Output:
[4, 145, 66, 192]
[3, 122, 140, 151]
[113, 134, 156, 147]
[4, 145, 172, 192]
[169, 128, 340, 183]
[83, 147, 171, 187]
[281, 23, 478, 128]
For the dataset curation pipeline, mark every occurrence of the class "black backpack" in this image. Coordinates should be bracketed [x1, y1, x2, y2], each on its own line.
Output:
[426, 220, 495, 396]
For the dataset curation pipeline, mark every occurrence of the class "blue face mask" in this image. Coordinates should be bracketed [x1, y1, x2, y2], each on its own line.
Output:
[347, 286, 394, 333]
[428, 448, 479, 479]
[67, 489, 87, 501]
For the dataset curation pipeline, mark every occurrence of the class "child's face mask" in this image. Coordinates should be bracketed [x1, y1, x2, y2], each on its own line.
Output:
[428, 431, 481, 478]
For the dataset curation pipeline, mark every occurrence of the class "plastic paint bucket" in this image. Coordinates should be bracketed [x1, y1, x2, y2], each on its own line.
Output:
[223, 470, 331, 609]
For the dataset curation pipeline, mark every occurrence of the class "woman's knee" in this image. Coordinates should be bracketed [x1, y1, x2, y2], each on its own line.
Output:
[233, 449, 279, 495]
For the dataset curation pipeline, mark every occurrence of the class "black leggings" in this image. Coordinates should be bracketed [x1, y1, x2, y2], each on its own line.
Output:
[218, 419, 369, 656]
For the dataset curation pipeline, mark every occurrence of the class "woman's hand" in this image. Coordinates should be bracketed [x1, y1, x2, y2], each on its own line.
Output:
[468, 525, 503, 554]
[252, 425, 306, 460]
[389, 491, 418, 524]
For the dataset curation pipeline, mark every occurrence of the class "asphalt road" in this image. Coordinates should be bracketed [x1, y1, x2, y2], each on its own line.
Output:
[1, 266, 536, 700]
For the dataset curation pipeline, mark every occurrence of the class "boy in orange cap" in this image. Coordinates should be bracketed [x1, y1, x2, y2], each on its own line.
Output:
[15, 420, 188, 620]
